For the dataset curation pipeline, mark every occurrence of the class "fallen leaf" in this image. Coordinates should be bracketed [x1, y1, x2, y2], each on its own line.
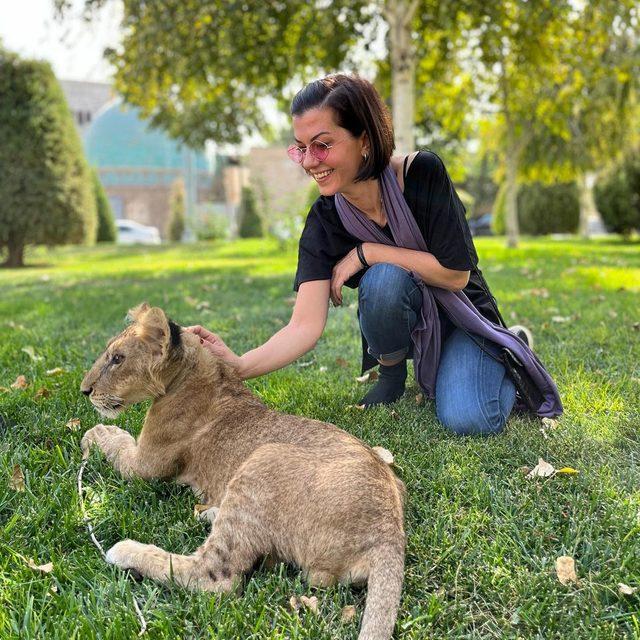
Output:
[355, 371, 378, 383]
[519, 466, 532, 475]
[0, 386, 10, 394]
[372, 446, 394, 465]
[345, 404, 366, 411]
[46, 367, 65, 376]
[300, 595, 318, 614]
[319, 366, 328, 373]
[618, 583, 637, 595]
[390, 409, 400, 420]
[341, 605, 357, 623]
[11, 375, 28, 390]
[608, 310, 618, 319]
[555, 556, 578, 585]
[289, 595, 300, 611]
[556, 467, 579, 475]
[49, 585, 58, 594]
[551, 316, 571, 324]
[530, 288, 549, 298]
[22, 346, 43, 362]
[632, 323, 639, 331]
[35, 387, 50, 400]
[193, 503, 211, 518]
[335, 357, 349, 369]
[27, 559, 53, 574]
[195, 301, 210, 311]
[10, 464, 26, 491]
[415, 393, 424, 405]
[527, 458, 556, 479]
[541, 417, 558, 430]
[65, 418, 81, 431]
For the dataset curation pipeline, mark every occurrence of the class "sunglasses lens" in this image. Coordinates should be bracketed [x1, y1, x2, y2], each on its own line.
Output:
[287, 145, 303, 163]
[309, 142, 329, 162]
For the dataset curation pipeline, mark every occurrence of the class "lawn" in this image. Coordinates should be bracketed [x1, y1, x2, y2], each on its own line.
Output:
[1, 237, 639, 639]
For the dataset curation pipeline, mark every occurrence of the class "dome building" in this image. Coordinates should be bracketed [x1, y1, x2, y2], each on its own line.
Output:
[83, 99, 216, 236]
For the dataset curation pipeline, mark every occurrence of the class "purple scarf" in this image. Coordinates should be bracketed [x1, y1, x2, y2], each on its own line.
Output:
[334, 165, 563, 418]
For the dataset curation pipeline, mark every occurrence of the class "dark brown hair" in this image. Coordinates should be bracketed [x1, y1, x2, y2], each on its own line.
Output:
[290, 74, 395, 182]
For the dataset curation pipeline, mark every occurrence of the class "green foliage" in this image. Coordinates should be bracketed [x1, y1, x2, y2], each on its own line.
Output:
[191, 206, 229, 241]
[518, 182, 580, 235]
[238, 186, 263, 238]
[0, 50, 97, 266]
[92, 168, 117, 243]
[493, 182, 580, 235]
[594, 154, 640, 236]
[168, 179, 186, 242]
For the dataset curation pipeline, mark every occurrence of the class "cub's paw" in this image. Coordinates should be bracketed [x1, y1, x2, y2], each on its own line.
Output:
[196, 506, 219, 524]
[80, 424, 122, 459]
[106, 539, 151, 571]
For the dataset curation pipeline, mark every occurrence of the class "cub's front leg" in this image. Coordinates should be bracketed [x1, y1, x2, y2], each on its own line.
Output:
[81, 424, 143, 479]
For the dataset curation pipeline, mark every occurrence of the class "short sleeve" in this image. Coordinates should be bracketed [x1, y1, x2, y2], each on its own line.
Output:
[407, 151, 477, 271]
[293, 208, 333, 291]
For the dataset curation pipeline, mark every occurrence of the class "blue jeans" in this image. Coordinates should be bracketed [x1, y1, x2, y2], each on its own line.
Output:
[358, 263, 516, 435]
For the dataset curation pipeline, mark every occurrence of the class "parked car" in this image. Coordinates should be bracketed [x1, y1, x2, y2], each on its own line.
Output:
[468, 213, 493, 237]
[115, 219, 161, 245]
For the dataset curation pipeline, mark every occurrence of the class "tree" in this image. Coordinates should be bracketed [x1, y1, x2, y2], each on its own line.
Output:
[168, 178, 186, 242]
[238, 186, 263, 238]
[0, 50, 96, 267]
[92, 168, 117, 242]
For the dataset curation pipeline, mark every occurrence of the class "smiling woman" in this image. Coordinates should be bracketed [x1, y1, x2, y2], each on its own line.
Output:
[187, 73, 561, 434]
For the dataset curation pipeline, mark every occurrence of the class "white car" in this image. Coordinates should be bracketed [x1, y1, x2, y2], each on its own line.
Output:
[115, 219, 161, 245]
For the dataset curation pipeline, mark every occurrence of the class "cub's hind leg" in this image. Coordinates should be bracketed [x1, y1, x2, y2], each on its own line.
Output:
[106, 494, 271, 593]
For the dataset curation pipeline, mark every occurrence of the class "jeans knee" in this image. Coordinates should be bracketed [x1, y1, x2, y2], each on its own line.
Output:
[436, 402, 507, 436]
[359, 263, 416, 313]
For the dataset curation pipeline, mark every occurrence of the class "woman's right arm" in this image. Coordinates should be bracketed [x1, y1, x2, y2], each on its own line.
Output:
[237, 279, 330, 379]
[189, 279, 330, 380]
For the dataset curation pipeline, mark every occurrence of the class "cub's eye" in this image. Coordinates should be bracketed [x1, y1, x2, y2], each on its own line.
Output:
[111, 354, 124, 365]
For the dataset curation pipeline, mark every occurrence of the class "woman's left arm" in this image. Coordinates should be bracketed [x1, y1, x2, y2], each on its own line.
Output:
[330, 244, 468, 306]
[364, 243, 469, 290]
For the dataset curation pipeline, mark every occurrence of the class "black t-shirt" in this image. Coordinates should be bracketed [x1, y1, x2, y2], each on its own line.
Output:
[293, 151, 504, 360]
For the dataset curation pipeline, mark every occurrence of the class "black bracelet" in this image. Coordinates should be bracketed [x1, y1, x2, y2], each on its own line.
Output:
[356, 243, 369, 269]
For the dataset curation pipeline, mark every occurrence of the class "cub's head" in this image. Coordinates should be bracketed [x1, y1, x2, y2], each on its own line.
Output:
[80, 303, 182, 418]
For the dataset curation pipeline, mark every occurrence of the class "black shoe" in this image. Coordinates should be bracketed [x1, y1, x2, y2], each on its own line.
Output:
[508, 324, 533, 349]
[358, 360, 407, 408]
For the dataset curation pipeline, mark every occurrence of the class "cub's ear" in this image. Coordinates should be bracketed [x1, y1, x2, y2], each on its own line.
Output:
[127, 302, 151, 323]
[135, 307, 171, 356]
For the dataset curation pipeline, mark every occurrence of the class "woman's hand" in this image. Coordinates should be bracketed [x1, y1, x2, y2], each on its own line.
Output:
[330, 247, 364, 307]
[184, 325, 242, 370]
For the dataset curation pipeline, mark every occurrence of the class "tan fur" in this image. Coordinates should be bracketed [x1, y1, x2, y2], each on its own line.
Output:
[80, 304, 405, 640]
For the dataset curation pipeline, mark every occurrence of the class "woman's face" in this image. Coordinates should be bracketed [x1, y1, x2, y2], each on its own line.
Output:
[291, 107, 367, 196]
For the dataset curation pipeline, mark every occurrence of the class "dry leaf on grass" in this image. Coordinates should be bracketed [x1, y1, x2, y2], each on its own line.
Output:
[11, 375, 28, 390]
[35, 387, 51, 400]
[618, 583, 637, 595]
[10, 464, 26, 491]
[0, 386, 10, 394]
[26, 559, 54, 574]
[66, 418, 81, 431]
[46, 367, 65, 376]
[345, 404, 366, 411]
[556, 467, 579, 475]
[341, 605, 357, 622]
[300, 595, 319, 614]
[335, 357, 349, 369]
[319, 366, 328, 373]
[551, 316, 571, 323]
[22, 346, 43, 362]
[289, 596, 300, 611]
[527, 458, 556, 479]
[632, 322, 640, 331]
[555, 556, 578, 585]
[372, 446, 394, 465]
[355, 371, 379, 383]
[195, 301, 210, 311]
[415, 393, 424, 405]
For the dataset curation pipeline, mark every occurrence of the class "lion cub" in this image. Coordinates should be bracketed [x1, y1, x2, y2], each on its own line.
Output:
[80, 304, 405, 640]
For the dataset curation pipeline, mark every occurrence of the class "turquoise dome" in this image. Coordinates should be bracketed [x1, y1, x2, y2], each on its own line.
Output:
[84, 101, 210, 175]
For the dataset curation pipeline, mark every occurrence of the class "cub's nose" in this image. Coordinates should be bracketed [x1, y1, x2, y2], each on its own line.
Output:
[81, 386, 93, 396]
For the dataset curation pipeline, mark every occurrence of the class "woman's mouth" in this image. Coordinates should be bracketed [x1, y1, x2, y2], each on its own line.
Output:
[311, 169, 334, 183]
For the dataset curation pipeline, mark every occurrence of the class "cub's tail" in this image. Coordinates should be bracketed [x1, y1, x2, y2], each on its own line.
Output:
[358, 545, 405, 640]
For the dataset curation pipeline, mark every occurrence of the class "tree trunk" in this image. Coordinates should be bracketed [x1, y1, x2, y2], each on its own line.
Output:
[577, 170, 602, 238]
[386, 0, 417, 155]
[504, 138, 520, 249]
[4, 241, 25, 268]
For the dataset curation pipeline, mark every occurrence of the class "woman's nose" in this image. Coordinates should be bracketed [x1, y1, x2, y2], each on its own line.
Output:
[302, 150, 319, 171]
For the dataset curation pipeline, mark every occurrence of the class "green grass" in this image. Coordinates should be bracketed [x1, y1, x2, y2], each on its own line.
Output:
[1, 237, 639, 639]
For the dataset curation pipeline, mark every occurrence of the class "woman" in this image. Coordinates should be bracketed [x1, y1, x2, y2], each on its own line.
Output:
[188, 74, 561, 435]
